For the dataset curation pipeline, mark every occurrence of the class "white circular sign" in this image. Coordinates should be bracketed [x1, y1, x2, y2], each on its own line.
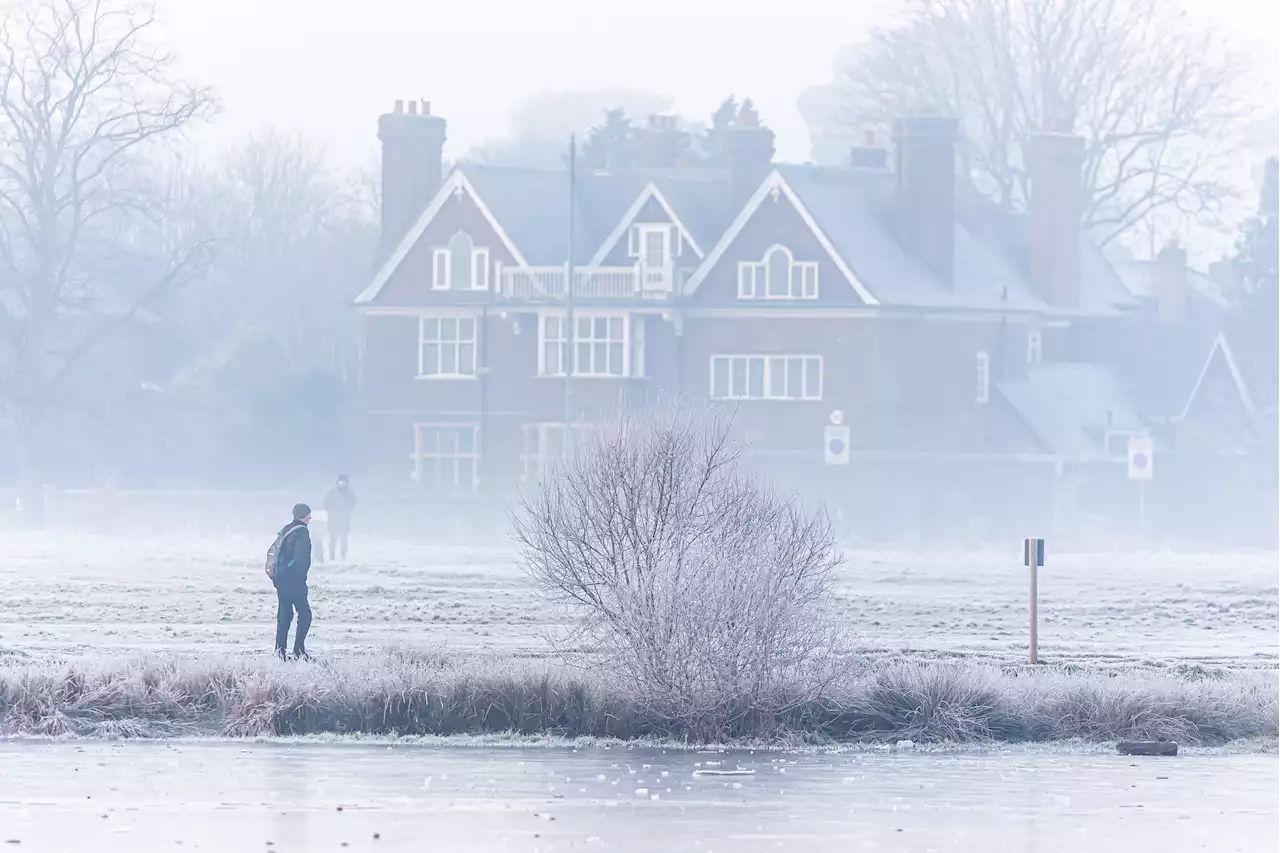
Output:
[830, 410, 845, 426]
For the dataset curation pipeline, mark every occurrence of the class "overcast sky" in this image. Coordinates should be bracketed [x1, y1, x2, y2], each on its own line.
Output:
[158, 0, 1277, 169]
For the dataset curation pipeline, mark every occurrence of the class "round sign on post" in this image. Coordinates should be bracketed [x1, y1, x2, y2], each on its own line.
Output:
[1127, 435, 1153, 481]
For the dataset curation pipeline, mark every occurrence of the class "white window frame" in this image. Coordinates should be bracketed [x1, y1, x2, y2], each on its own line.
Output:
[628, 222, 681, 259]
[537, 311, 632, 378]
[520, 422, 599, 483]
[1026, 329, 1042, 365]
[418, 314, 478, 379]
[975, 351, 990, 404]
[709, 354, 823, 401]
[736, 244, 819, 300]
[410, 423, 479, 495]
[431, 231, 490, 291]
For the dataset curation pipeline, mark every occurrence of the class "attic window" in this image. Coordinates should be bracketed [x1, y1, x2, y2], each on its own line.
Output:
[432, 231, 490, 291]
[737, 244, 819, 300]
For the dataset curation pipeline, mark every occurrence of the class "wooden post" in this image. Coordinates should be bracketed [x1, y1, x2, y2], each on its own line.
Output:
[1029, 546, 1038, 664]
[1024, 537, 1043, 665]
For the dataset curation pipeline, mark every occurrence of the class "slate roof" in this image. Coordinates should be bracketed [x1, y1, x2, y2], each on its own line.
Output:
[997, 362, 1147, 459]
[777, 164, 1136, 316]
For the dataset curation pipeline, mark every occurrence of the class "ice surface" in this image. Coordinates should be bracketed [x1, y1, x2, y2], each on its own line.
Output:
[0, 532, 1274, 670]
[0, 740, 1275, 852]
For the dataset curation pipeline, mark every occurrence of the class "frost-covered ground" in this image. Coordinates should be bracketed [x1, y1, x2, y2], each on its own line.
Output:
[1, 533, 1274, 670]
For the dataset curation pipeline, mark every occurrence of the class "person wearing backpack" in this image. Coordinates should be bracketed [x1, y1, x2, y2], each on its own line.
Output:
[266, 502, 315, 661]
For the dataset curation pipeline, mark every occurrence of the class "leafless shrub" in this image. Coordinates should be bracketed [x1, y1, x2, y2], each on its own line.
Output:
[512, 403, 848, 740]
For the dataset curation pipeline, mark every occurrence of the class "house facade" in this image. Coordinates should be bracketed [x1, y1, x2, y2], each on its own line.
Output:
[354, 100, 1271, 546]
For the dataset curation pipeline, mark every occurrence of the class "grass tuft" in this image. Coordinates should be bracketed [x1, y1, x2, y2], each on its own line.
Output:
[1, 651, 1274, 745]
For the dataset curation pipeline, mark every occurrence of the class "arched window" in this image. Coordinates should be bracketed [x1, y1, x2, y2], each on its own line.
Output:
[432, 231, 490, 291]
[736, 244, 819, 300]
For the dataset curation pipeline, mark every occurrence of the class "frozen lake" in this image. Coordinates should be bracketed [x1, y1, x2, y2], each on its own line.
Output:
[0, 741, 1274, 852]
[1, 533, 1275, 670]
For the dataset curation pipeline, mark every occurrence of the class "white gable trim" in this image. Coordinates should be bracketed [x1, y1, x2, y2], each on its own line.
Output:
[586, 183, 704, 267]
[682, 170, 879, 306]
[1177, 334, 1256, 421]
[354, 170, 527, 305]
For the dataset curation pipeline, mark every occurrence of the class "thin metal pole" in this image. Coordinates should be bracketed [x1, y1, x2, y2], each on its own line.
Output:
[1029, 546, 1039, 664]
[563, 135, 577, 452]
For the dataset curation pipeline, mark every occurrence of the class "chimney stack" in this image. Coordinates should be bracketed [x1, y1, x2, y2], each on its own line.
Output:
[727, 119, 775, 212]
[636, 114, 688, 169]
[378, 98, 446, 256]
[894, 117, 957, 287]
[1026, 128, 1086, 307]
[849, 130, 888, 170]
[1155, 240, 1189, 324]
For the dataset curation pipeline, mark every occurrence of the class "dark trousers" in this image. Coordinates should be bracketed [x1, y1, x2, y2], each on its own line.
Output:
[328, 525, 350, 561]
[274, 583, 312, 657]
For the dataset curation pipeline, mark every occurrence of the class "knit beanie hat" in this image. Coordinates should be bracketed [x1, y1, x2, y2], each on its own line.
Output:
[292, 503, 312, 521]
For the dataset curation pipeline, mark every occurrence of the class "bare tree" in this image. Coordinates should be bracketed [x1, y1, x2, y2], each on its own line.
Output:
[181, 130, 374, 381]
[798, 0, 1250, 249]
[513, 403, 847, 740]
[0, 0, 216, 520]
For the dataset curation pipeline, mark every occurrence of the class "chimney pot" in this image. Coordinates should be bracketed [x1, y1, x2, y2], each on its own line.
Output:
[421, 100, 431, 115]
[394, 99, 404, 114]
[407, 100, 418, 115]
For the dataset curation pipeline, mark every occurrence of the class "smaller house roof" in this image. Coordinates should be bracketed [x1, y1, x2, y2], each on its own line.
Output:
[998, 362, 1145, 459]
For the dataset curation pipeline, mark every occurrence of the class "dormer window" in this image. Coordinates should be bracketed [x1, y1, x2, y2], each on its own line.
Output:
[737, 244, 819, 300]
[433, 231, 490, 291]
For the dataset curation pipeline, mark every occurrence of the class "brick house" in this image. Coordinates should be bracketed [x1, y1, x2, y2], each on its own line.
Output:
[353, 100, 1269, 546]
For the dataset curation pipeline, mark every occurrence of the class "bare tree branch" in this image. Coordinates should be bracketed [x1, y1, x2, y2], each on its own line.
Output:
[798, 0, 1251, 249]
[0, 0, 217, 519]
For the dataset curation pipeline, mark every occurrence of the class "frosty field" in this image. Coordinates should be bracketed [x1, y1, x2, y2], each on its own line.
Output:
[0, 533, 1275, 670]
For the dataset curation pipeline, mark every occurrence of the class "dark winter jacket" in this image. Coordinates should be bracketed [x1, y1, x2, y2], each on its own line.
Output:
[323, 485, 357, 528]
[274, 520, 312, 586]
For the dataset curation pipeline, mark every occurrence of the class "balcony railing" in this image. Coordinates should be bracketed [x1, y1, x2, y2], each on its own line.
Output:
[500, 264, 676, 301]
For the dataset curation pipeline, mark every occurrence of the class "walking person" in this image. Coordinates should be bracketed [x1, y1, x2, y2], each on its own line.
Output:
[269, 503, 314, 661]
[323, 474, 357, 562]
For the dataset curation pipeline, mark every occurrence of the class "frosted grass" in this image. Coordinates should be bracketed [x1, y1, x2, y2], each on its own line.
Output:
[2, 648, 1274, 745]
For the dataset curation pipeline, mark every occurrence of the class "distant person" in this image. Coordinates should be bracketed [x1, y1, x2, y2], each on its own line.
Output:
[266, 502, 314, 661]
[323, 474, 357, 561]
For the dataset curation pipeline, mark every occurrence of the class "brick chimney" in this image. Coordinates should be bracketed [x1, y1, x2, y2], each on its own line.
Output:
[849, 130, 888, 170]
[1026, 129, 1086, 307]
[1155, 240, 1189, 324]
[636, 114, 688, 169]
[378, 99, 446, 255]
[894, 117, 957, 287]
[727, 119, 775, 212]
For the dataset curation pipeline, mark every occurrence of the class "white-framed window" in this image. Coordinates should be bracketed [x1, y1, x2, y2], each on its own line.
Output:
[418, 315, 477, 378]
[520, 422, 599, 483]
[709, 355, 823, 400]
[975, 351, 990, 404]
[737, 244, 819, 300]
[628, 223, 680, 261]
[1026, 329, 1042, 365]
[432, 231, 490, 291]
[538, 312, 631, 377]
[411, 424, 479, 495]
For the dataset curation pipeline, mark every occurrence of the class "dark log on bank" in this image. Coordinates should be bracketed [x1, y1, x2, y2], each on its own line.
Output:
[1117, 741, 1178, 756]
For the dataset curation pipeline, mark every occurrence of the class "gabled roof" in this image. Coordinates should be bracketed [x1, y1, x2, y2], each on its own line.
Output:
[355, 169, 526, 304]
[586, 181, 708, 266]
[1180, 334, 1256, 420]
[683, 169, 880, 304]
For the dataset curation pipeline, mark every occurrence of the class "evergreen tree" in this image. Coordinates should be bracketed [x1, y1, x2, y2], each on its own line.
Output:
[698, 96, 740, 168]
[581, 109, 636, 170]
[1235, 157, 1278, 297]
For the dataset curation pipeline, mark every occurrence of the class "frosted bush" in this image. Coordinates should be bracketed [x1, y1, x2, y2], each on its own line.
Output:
[512, 403, 847, 739]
